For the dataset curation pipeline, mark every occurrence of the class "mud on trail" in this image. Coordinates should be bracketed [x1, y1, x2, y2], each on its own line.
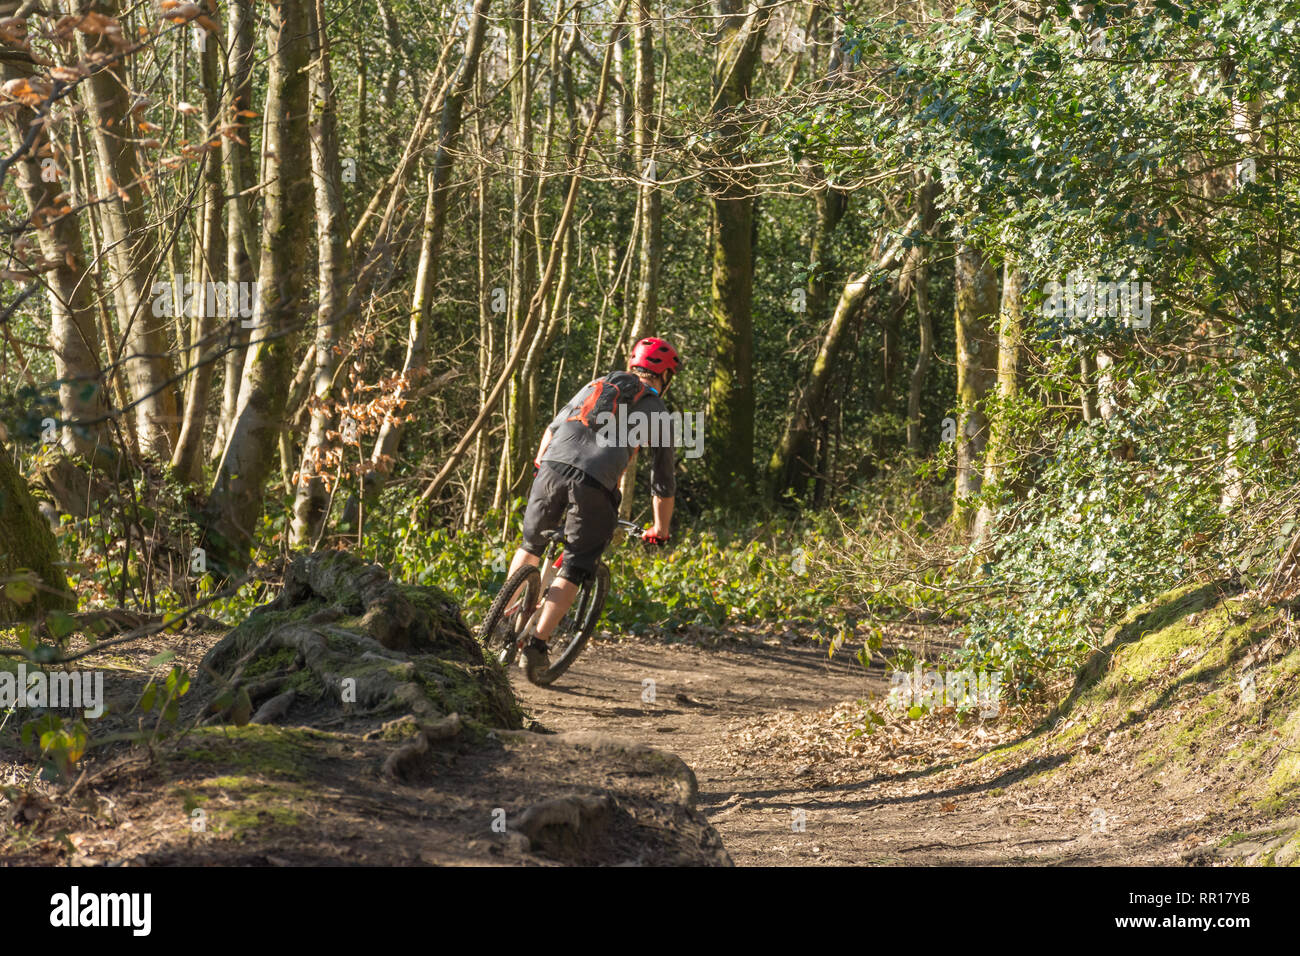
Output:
[515, 612, 1294, 866]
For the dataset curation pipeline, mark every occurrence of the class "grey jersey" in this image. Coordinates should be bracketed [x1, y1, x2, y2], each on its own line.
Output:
[540, 376, 677, 497]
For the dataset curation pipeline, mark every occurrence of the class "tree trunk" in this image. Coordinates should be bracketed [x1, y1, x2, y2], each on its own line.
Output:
[899, 173, 939, 452]
[69, 120, 135, 434]
[514, 11, 585, 505]
[768, 273, 867, 502]
[1220, 55, 1261, 511]
[615, 0, 663, 517]
[628, 0, 662, 350]
[973, 262, 1025, 542]
[171, 7, 228, 481]
[609, 24, 636, 344]
[290, 0, 355, 546]
[203, 0, 313, 569]
[417, 0, 632, 510]
[78, 0, 179, 460]
[905, 256, 933, 453]
[704, 0, 776, 492]
[501, 0, 539, 497]
[767, 217, 917, 500]
[0, 51, 113, 463]
[463, 142, 494, 529]
[0, 444, 73, 622]
[362, 0, 493, 512]
[1080, 353, 1099, 422]
[213, 0, 259, 461]
[953, 242, 999, 533]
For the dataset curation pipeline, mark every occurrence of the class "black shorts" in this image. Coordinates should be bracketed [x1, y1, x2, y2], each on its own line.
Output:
[520, 462, 619, 583]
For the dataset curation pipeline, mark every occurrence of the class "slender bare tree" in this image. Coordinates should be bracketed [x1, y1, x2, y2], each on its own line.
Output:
[204, 0, 313, 568]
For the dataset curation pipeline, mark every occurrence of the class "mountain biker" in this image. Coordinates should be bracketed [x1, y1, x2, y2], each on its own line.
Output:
[504, 337, 680, 684]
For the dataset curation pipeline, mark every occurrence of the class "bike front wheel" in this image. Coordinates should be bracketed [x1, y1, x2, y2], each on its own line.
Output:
[532, 562, 609, 686]
[480, 563, 542, 667]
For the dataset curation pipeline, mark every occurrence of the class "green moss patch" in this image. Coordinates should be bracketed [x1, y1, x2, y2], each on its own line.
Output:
[1034, 581, 1300, 817]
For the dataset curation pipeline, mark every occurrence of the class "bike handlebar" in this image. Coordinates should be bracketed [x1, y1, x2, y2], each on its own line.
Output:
[544, 519, 652, 550]
[619, 520, 670, 548]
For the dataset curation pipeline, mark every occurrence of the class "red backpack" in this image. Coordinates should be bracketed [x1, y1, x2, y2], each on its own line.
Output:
[567, 371, 649, 429]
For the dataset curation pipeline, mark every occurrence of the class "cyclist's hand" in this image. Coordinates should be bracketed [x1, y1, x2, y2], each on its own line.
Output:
[642, 530, 669, 548]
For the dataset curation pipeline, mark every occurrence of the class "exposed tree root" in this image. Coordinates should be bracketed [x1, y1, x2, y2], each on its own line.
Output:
[379, 712, 463, 781]
[196, 550, 520, 770]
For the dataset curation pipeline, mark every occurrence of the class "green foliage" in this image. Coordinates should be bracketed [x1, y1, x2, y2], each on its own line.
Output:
[954, 350, 1298, 693]
[20, 713, 88, 780]
[359, 488, 843, 635]
[138, 662, 192, 737]
[603, 522, 838, 633]
[798, 1, 1300, 352]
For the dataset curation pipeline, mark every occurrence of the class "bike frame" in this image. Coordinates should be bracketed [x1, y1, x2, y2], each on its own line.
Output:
[514, 547, 565, 645]
[510, 519, 642, 649]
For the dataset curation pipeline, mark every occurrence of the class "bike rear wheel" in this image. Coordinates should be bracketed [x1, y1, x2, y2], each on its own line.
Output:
[479, 564, 541, 667]
[532, 562, 609, 686]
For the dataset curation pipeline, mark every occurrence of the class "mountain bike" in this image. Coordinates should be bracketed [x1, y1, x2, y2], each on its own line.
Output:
[478, 519, 644, 686]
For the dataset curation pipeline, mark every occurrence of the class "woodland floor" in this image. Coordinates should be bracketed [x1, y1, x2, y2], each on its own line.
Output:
[0, 617, 1283, 866]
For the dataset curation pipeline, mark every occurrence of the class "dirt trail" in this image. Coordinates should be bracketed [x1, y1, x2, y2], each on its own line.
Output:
[511, 633, 1239, 866]
[512, 636, 874, 865]
[1, 613, 1255, 866]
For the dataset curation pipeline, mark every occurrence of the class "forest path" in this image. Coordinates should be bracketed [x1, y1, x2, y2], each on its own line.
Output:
[510, 633, 1213, 865]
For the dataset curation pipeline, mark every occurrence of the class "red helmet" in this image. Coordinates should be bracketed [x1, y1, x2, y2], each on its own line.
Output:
[629, 337, 680, 379]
